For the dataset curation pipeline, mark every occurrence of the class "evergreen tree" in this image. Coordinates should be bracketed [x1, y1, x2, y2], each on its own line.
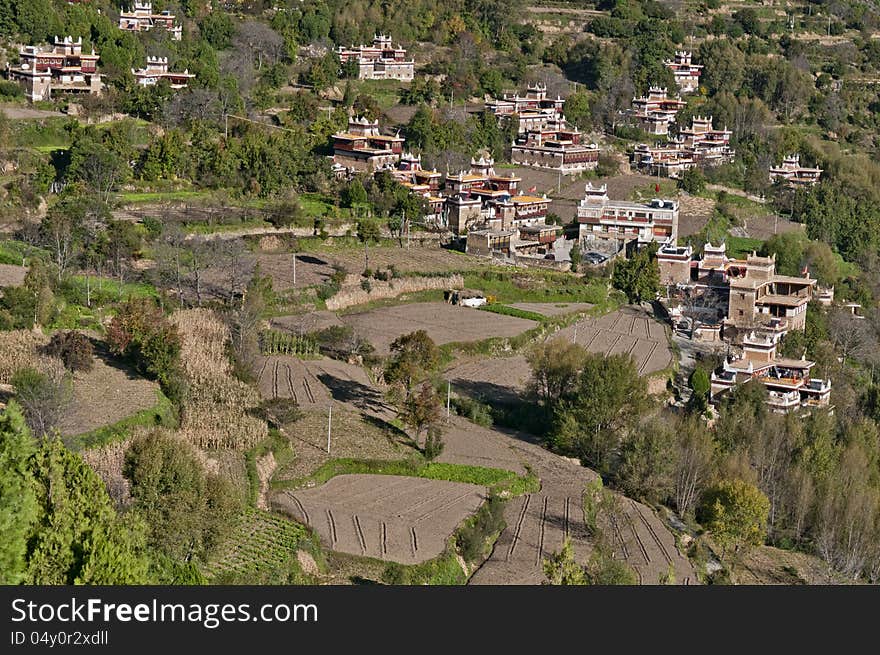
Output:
[0, 402, 37, 584]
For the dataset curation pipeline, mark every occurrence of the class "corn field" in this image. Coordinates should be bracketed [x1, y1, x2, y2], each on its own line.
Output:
[171, 309, 267, 451]
[0, 330, 65, 384]
[259, 330, 318, 357]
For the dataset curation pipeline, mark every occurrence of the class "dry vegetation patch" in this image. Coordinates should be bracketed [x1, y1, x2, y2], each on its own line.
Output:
[171, 308, 267, 450]
[0, 330, 64, 384]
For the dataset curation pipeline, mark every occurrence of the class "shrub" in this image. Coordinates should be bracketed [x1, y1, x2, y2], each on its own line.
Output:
[423, 426, 445, 461]
[43, 331, 94, 373]
[456, 495, 505, 563]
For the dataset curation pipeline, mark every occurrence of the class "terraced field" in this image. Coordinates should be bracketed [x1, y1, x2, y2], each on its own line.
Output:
[276, 474, 485, 564]
[255, 355, 386, 415]
[556, 306, 673, 375]
[205, 508, 314, 580]
[440, 423, 697, 585]
[341, 301, 538, 354]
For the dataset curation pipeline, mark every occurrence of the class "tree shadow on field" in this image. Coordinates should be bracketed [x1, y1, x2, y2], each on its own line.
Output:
[316, 373, 391, 416]
[448, 378, 523, 407]
[89, 339, 146, 381]
[362, 413, 418, 452]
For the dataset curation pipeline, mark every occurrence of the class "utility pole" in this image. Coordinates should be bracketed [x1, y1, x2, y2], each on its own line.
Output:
[225, 113, 228, 139]
[327, 402, 332, 454]
[292, 252, 297, 286]
[573, 322, 579, 345]
[446, 382, 451, 423]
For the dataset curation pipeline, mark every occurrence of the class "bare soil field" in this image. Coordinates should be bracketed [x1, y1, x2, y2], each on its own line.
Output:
[438, 423, 696, 585]
[276, 474, 485, 564]
[273, 408, 415, 484]
[255, 355, 390, 416]
[317, 243, 474, 275]
[340, 302, 538, 354]
[507, 301, 593, 317]
[436, 416, 528, 475]
[58, 355, 161, 437]
[0, 263, 27, 287]
[256, 252, 336, 290]
[446, 355, 531, 405]
[735, 545, 852, 585]
[268, 310, 342, 335]
[446, 307, 672, 404]
[556, 306, 673, 375]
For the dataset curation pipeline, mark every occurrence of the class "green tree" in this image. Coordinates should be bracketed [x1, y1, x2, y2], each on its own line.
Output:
[552, 353, 647, 471]
[356, 218, 381, 273]
[526, 337, 585, 409]
[0, 402, 37, 584]
[124, 430, 240, 564]
[698, 479, 770, 563]
[384, 330, 441, 390]
[612, 242, 660, 303]
[677, 167, 706, 195]
[25, 437, 150, 584]
[542, 536, 587, 585]
[615, 418, 676, 503]
[688, 367, 711, 412]
[398, 382, 443, 447]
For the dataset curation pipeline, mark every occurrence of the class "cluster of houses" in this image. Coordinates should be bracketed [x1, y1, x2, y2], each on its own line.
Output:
[5, 3, 191, 103]
[631, 115, 735, 178]
[658, 241, 832, 412]
[335, 35, 415, 81]
[485, 83, 600, 175]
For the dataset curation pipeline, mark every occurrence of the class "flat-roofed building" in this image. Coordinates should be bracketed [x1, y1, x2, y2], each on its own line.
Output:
[770, 154, 822, 187]
[628, 86, 687, 136]
[631, 116, 734, 178]
[332, 116, 405, 173]
[131, 56, 194, 88]
[576, 182, 678, 245]
[119, 1, 182, 40]
[511, 120, 600, 174]
[335, 35, 414, 81]
[710, 329, 831, 412]
[7, 36, 102, 102]
[664, 51, 702, 93]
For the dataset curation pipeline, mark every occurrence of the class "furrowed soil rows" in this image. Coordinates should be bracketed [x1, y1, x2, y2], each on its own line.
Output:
[341, 302, 537, 354]
[437, 420, 697, 585]
[556, 306, 672, 376]
[277, 474, 484, 564]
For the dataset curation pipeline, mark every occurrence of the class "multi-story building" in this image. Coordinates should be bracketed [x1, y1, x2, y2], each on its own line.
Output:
[131, 56, 194, 88]
[632, 116, 734, 177]
[664, 51, 702, 93]
[769, 154, 823, 187]
[726, 252, 815, 332]
[575, 182, 678, 245]
[119, 2, 182, 41]
[332, 116, 406, 173]
[335, 35, 414, 81]
[511, 119, 600, 174]
[710, 329, 831, 412]
[6, 36, 102, 102]
[658, 242, 817, 335]
[628, 86, 687, 136]
[485, 83, 565, 130]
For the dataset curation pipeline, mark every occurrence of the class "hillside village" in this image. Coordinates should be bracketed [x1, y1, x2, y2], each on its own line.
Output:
[1, 0, 880, 588]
